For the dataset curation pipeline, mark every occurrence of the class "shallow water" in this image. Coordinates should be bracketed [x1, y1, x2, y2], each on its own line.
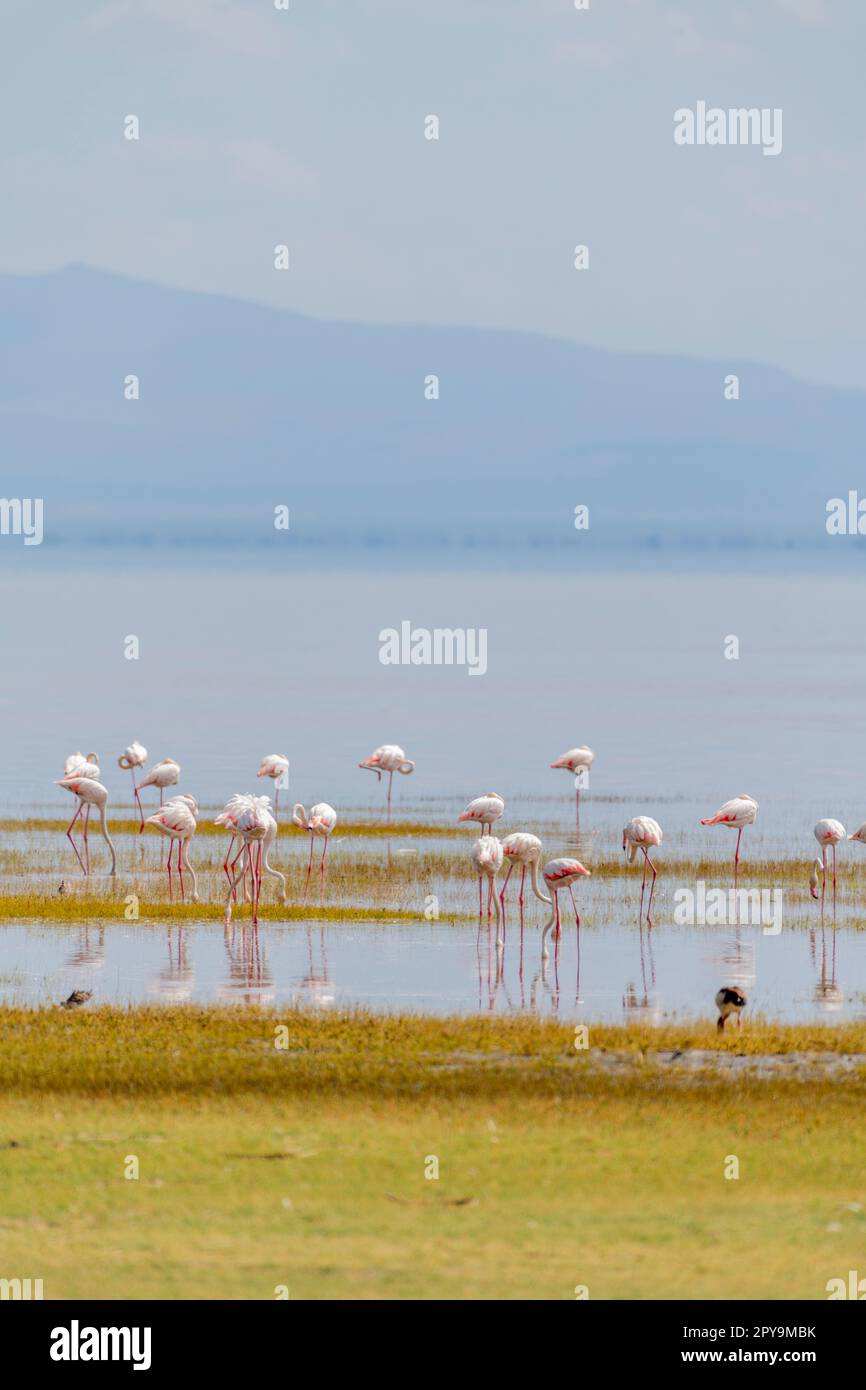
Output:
[1, 910, 862, 1024]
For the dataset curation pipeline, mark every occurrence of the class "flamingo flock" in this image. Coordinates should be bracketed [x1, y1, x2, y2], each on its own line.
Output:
[51, 737, 858, 1025]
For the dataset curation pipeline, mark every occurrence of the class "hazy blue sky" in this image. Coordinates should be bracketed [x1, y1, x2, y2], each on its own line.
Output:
[3, 0, 865, 388]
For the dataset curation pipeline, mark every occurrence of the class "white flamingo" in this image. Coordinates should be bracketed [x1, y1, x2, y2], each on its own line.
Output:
[118, 741, 147, 814]
[623, 816, 663, 923]
[471, 835, 504, 942]
[814, 818, 846, 913]
[225, 795, 271, 925]
[134, 758, 181, 830]
[499, 833, 551, 915]
[56, 776, 116, 877]
[257, 754, 289, 815]
[458, 793, 505, 837]
[64, 751, 100, 779]
[358, 745, 415, 819]
[293, 802, 337, 899]
[700, 794, 758, 886]
[145, 795, 199, 902]
[541, 858, 591, 959]
[550, 746, 594, 825]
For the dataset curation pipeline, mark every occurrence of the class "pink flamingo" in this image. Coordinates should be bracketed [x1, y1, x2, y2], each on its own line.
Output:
[293, 802, 337, 899]
[56, 776, 116, 877]
[359, 745, 415, 820]
[700, 794, 758, 886]
[458, 793, 505, 837]
[550, 746, 594, 827]
[623, 816, 663, 924]
[64, 751, 100, 779]
[540, 858, 591, 959]
[813, 818, 846, 915]
[224, 796, 271, 925]
[118, 741, 147, 814]
[471, 835, 504, 942]
[499, 833, 551, 916]
[134, 758, 181, 831]
[257, 754, 289, 816]
[145, 795, 199, 903]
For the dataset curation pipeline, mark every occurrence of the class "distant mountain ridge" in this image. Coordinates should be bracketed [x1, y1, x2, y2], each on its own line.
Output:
[0, 264, 863, 555]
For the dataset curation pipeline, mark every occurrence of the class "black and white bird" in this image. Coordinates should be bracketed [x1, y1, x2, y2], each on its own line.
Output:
[715, 986, 747, 1033]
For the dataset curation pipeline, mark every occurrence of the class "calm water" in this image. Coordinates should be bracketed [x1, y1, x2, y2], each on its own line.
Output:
[2, 563, 865, 1021]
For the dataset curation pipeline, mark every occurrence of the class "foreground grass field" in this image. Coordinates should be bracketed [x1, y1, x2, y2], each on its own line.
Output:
[1, 1009, 866, 1299]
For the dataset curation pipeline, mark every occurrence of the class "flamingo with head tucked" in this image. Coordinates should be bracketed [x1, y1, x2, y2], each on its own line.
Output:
[550, 746, 594, 827]
[257, 754, 289, 816]
[700, 795, 758, 886]
[56, 776, 116, 877]
[64, 751, 100, 780]
[623, 816, 663, 924]
[359, 745, 414, 820]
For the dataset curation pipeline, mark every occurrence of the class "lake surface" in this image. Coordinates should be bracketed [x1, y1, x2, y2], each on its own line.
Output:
[2, 562, 864, 1023]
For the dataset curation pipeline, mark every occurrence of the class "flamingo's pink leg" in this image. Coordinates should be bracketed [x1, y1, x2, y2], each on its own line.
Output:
[639, 851, 647, 921]
[499, 862, 514, 909]
[644, 849, 658, 923]
[821, 846, 827, 915]
[160, 786, 164, 807]
[166, 840, 173, 900]
[177, 838, 185, 902]
[569, 884, 580, 928]
[833, 844, 837, 917]
[303, 834, 315, 903]
[478, 875, 483, 923]
[65, 800, 86, 876]
[486, 876, 493, 924]
[82, 804, 91, 876]
[518, 866, 526, 909]
[734, 827, 742, 888]
[387, 771, 393, 822]
[135, 783, 146, 832]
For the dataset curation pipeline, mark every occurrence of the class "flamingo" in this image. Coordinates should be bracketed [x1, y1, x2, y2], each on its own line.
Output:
[118, 741, 147, 814]
[715, 986, 747, 1033]
[134, 758, 181, 830]
[550, 746, 594, 826]
[540, 858, 591, 959]
[809, 859, 823, 901]
[499, 833, 551, 915]
[358, 745, 415, 819]
[55, 776, 116, 877]
[293, 802, 337, 899]
[700, 794, 758, 886]
[813, 819, 846, 914]
[623, 816, 663, 924]
[257, 754, 289, 816]
[458, 793, 505, 837]
[64, 751, 100, 779]
[225, 795, 271, 925]
[144, 795, 199, 902]
[471, 835, 504, 941]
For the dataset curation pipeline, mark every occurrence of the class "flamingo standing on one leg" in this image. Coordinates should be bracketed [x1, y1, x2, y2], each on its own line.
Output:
[458, 793, 505, 837]
[118, 741, 147, 817]
[550, 746, 594, 828]
[499, 833, 551, 923]
[358, 745, 415, 821]
[293, 802, 337, 900]
[134, 758, 181, 830]
[814, 819, 846, 916]
[540, 858, 591, 959]
[700, 794, 758, 887]
[257, 754, 289, 817]
[55, 777, 116, 877]
[145, 795, 199, 903]
[471, 835, 504, 942]
[623, 816, 663, 924]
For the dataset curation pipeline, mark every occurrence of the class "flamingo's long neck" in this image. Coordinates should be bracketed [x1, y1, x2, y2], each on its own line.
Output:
[529, 859, 552, 904]
[99, 805, 116, 875]
[264, 847, 287, 902]
[181, 839, 198, 901]
[540, 893, 558, 956]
